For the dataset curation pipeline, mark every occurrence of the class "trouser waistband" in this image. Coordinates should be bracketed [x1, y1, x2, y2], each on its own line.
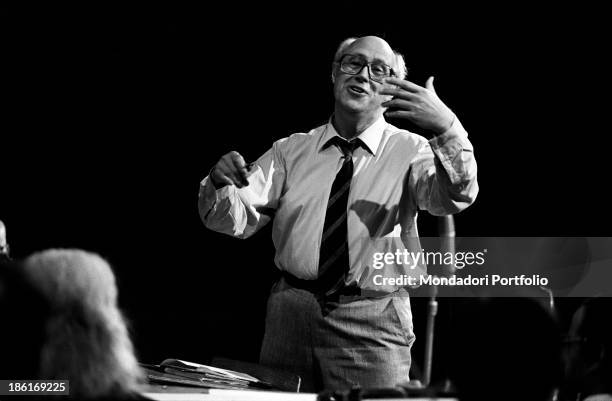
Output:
[281, 271, 361, 299]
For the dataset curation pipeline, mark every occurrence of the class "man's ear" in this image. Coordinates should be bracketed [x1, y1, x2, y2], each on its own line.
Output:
[331, 63, 337, 83]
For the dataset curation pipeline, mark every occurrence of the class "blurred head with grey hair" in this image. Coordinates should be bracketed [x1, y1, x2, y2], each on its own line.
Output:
[331, 36, 407, 133]
[23, 249, 145, 400]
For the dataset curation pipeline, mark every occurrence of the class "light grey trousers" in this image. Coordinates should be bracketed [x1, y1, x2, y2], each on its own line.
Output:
[259, 277, 415, 392]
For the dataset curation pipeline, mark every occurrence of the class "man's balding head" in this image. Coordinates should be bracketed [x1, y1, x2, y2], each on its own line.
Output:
[332, 36, 407, 81]
[346, 36, 394, 58]
[331, 35, 406, 125]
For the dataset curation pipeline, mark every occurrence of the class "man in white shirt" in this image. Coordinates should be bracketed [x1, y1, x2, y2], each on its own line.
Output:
[199, 36, 478, 391]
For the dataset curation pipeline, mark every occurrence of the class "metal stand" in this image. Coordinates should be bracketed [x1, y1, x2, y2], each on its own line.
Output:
[422, 215, 455, 387]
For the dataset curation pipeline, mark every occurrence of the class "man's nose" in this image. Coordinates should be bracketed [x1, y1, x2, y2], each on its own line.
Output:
[354, 65, 369, 83]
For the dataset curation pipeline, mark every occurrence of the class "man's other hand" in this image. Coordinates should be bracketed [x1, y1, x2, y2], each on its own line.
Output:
[210, 151, 250, 189]
[381, 76, 455, 135]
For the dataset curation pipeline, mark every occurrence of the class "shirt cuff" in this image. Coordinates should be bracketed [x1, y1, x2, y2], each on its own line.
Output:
[428, 117, 474, 185]
[429, 116, 472, 149]
[199, 174, 233, 215]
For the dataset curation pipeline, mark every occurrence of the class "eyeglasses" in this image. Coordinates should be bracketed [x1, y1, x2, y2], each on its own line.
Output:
[337, 54, 395, 83]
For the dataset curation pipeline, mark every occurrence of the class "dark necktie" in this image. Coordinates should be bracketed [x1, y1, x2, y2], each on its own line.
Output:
[317, 137, 360, 297]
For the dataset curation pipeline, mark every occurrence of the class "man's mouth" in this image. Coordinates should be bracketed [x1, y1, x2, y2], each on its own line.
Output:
[348, 85, 368, 95]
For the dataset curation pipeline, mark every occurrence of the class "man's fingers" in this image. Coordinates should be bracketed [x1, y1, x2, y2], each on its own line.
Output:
[425, 76, 436, 94]
[218, 158, 234, 176]
[383, 77, 423, 92]
[224, 165, 247, 187]
[230, 151, 247, 169]
[210, 164, 237, 189]
[379, 87, 418, 100]
[218, 157, 248, 188]
[382, 98, 415, 111]
[384, 110, 414, 120]
[229, 152, 249, 185]
[217, 160, 240, 187]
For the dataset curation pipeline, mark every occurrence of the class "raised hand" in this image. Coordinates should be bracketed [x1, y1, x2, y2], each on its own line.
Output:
[381, 76, 455, 135]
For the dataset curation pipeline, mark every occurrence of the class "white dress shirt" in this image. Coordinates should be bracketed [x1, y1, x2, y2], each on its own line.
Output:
[199, 115, 478, 293]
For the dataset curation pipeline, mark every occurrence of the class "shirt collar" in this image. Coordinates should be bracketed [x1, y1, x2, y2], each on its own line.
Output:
[320, 115, 386, 156]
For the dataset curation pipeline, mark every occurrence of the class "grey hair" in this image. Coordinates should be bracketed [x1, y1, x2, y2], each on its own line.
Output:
[392, 51, 408, 80]
[333, 37, 358, 62]
[332, 36, 408, 80]
[23, 249, 144, 399]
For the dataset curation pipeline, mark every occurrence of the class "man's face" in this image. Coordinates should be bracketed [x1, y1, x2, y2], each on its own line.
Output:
[333, 37, 395, 117]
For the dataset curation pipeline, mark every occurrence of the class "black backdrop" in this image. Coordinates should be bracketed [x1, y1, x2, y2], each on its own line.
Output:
[2, 1, 609, 383]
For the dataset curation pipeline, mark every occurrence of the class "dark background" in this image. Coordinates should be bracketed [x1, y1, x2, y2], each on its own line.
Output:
[1, 2, 609, 384]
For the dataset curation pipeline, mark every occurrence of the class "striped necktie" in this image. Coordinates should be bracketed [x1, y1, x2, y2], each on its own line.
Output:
[317, 137, 361, 297]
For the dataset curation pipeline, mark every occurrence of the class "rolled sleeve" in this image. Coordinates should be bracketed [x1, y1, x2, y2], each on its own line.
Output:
[198, 175, 232, 219]
[410, 117, 479, 215]
[428, 117, 475, 186]
[197, 141, 286, 239]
